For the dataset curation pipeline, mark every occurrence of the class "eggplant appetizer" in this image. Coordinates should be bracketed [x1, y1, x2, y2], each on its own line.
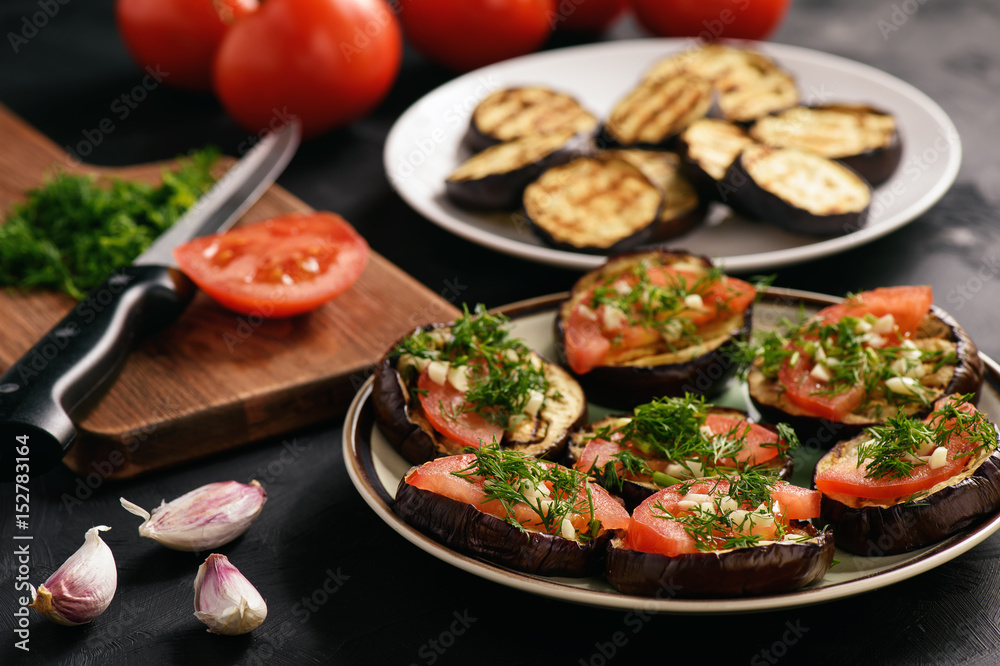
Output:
[567, 394, 797, 511]
[463, 86, 599, 153]
[602, 71, 712, 148]
[815, 395, 1000, 555]
[373, 305, 587, 465]
[750, 105, 902, 186]
[522, 154, 663, 253]
[394, 446, 630, 576]
[677, 118, 755, 204]
[644, 44, 799, 124]
[445, 129, 590, 210]
[556, 250, 756, 408]
[745, 286, 985, 440]
[604, 472, 835, 597]
[603, 149, 704, 241]
[723, 144, 872, 237]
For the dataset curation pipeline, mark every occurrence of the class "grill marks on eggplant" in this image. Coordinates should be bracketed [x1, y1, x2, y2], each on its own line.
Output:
[445, 130, 587, 210]
[468, 87, 598, 150]
[523, 156, 662, 251]
[680, 119, 754, 182]
[645, 45, 799, 123]
[740, 145, 870, 216]
[750, 105, 901, 185]
[605, 150, 702, 240]
[605, 73, 712, 147]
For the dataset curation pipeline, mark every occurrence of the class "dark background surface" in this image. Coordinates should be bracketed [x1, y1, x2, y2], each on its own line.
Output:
[2, 0, 1000, 664]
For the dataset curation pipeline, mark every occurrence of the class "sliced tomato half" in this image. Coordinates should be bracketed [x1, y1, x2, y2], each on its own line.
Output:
[778, 351, 866, 422]
[173, 212, 369, 318]
[704, 414, 782, 467]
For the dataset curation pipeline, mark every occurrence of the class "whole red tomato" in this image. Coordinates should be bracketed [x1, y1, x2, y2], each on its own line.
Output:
[398, 0, 555, 73]
[115, 0, 256, 91]
[631, 0, 790, 41]
[214, 0, 402, 138]
[554, 0, 627, 33]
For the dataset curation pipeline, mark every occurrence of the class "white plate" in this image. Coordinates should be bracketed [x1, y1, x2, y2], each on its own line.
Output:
[383, 39, 961, 273]
[344, 289, 1000, 613]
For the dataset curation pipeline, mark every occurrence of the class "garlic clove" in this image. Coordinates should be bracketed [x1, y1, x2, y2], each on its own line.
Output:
[30, 525, 117, 626]
[193, 554, 267, 635]
[120, 480, 266, 551]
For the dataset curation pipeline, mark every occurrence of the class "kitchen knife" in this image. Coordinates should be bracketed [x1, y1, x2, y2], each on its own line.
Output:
[1, 120, 301, 480]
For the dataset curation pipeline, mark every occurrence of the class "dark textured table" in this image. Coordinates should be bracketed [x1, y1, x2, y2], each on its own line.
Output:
[3, 1, 1000, 664]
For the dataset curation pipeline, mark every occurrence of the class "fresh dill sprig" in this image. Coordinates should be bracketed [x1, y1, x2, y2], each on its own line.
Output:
[452, 444, 599, 539]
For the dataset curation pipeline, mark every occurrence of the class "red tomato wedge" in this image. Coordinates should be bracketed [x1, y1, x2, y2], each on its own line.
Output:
[815, 401, 988, 500]
[417, 369, 504, 449]
[173, 212, 369, 318]
[563, 269, 755, 375]
[778, 286, 933, 421]
[815, 285, 933, 338]
[406, 453, 631, 532]
[625, 479, 820, 557]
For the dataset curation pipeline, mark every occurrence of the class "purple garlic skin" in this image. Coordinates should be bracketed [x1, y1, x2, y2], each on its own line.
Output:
[194, 553, 268, 635]
[121, 480, 267, 551]
[30, 526, 117, 625]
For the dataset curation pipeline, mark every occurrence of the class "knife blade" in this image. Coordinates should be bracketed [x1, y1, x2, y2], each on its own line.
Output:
[1, 120, 301, 480]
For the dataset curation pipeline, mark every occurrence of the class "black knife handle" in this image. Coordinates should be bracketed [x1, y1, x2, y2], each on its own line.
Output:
[0, 265, 196, 480]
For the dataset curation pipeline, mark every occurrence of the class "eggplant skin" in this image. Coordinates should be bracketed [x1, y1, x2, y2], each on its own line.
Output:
[372, 325, 587, 466]
[445, 131, 592, 211]
[721, 147, 871, 237]
[393, 476, 616, 577]
[819, 446, 1000, 557]
[747, 304, 985, 446]
[604, 523, 835, 597]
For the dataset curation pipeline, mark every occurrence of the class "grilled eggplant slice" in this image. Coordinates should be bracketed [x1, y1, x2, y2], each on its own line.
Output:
[373, 312, 587, 466]
[393, 451, 629, 577]
[645, 44, 799, 124]
[567, 403, 795, 512]
[814, 397, 1000, 556]
[750, 105, 902, 186]
[445, 130, 590, 210]
[604, 149, 704, 241]
[604, 477, 835, 597]
[555, 250, 755, 409]
[677, 118, 755, 204]
[463, 86, 599, 153]
[602, 72, 712, 148]
[523, 155, 663, 253]
[723, 144, 872, 236]
[747, 289, 985, 444]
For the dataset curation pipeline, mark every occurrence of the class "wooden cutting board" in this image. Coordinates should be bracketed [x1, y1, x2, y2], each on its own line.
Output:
[0, 104, 458, 479]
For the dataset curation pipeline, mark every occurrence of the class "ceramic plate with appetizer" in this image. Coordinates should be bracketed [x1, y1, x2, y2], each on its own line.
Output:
[344, 289, 1000, 613]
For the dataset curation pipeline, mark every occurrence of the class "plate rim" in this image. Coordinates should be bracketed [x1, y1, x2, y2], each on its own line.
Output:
[383, 37, 962, 273]
[344, 289, 1000, 613]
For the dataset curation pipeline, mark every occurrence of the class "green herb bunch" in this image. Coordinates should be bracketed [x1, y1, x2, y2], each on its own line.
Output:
[0, 148, 219, 299]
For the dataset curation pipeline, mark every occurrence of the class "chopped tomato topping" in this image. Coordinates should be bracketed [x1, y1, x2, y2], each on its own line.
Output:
[778, 286, 934, 421]
[405, 453, 631, 533]
[816, 285, 933, 337]
[814, 399, 989, 500]
[417, 369, 504, 449]
[625, 479, 820, 556]
[563, 265, 755, 374]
